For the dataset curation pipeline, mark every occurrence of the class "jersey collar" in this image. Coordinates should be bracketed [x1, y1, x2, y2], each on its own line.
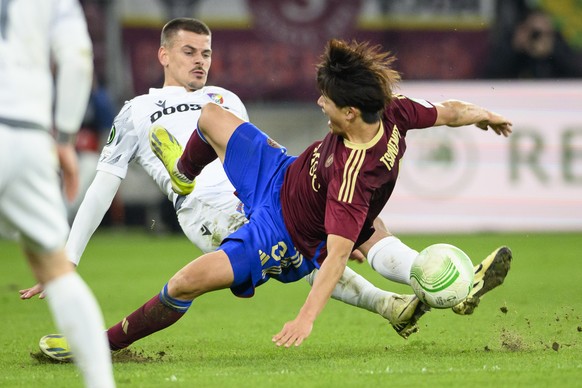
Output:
[343, 121, 384, 150]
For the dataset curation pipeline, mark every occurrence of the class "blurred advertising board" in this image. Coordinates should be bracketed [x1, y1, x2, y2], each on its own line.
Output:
[383, 80, 582, 233]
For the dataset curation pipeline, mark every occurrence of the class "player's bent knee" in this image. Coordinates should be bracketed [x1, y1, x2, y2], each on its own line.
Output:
[199, 103, 226, 132]
[199, 103, 243, 141]
[167, 273, 204, 300]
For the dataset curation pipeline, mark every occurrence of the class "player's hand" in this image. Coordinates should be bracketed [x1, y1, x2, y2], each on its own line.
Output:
[349, 249, 365, 263]
[476, 113, 513, 137]
[57, 143, 79, 203]
[272, 318, 313, 348]
[19, 283, 46, 299]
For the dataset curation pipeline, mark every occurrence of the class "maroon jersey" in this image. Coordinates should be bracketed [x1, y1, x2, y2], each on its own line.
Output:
[280, 95, 438, 262]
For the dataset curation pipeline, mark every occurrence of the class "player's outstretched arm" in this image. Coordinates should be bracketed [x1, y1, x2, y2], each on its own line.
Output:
[19, 171, 122, 299]
[272, 234, 353, 347]
[66, 171, 122, 265]
[433, 99, 513, 137]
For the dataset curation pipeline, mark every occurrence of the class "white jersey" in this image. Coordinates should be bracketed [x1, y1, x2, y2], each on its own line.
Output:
[0, 0, 93, 134]
[99, 86, 247, 205]
[0, 0, 92, 251]
[66, 86, 249, 263]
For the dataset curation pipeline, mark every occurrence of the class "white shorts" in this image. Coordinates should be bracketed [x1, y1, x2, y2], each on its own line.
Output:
[177, 189, 247, 254]
[0, 126, 69, 253]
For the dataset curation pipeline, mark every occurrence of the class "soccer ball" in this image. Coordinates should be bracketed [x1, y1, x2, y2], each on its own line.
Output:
[409, 243, 474, 309]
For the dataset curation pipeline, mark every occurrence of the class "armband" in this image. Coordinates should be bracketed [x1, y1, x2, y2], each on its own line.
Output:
[55, 131, 77, 145]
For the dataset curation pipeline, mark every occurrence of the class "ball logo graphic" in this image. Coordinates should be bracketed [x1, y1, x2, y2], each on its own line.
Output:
[410, 243, 474, 308]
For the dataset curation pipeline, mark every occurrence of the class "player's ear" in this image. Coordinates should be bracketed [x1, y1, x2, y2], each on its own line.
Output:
[158, 46, 168, 67]
[345, 106, 359, 121]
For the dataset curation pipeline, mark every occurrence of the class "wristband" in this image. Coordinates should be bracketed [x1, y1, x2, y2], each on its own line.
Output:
[55, 131, 77, 145]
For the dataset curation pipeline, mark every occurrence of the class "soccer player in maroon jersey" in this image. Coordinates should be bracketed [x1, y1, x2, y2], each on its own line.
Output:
[105, 39, 512, 350]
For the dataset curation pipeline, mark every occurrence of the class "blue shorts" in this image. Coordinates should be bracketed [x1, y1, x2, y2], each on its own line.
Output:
[220, 122, 318, 297]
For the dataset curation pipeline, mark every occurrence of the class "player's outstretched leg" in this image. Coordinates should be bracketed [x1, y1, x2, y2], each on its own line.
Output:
[40, 283, 191, 362]
[149, 125, 195, 195]
[452, 246, 512, 315]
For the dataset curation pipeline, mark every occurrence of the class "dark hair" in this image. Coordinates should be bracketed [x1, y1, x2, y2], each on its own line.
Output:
[316, 39, 400, 124]
[161, 18, 211, 47]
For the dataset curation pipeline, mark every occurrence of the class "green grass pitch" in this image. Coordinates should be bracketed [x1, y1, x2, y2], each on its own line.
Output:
[1, 230, 581, 387]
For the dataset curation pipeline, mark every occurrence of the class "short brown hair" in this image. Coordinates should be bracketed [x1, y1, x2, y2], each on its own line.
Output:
[161, 18, 211, 47]
[316, 39, 400, 124]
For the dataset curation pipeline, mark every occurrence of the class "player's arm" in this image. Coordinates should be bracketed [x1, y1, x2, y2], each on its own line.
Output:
[51, 4, 94, 201]
[432, 99, 512, 137]
[19, 171, 122, 300]
[51, 2, 93, 142]
[56, 141, 80, 202]
[65, 171, 123, 265]
[272, 234, 353, 347]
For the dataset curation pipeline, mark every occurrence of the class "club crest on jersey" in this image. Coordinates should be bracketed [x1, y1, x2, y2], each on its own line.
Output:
[206, 93, 224, 104]
[325, 155, 334, 168]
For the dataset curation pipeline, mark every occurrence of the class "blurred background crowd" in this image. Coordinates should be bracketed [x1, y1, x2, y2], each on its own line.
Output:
[84, 0, 582, 102]
[73, 0, 582, 232]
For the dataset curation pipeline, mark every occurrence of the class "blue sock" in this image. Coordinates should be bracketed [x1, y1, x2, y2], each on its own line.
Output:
[158, 283, 192, 313]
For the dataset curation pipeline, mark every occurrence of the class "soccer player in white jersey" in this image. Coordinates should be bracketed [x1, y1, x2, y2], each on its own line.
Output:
[0, 0, 115, 386]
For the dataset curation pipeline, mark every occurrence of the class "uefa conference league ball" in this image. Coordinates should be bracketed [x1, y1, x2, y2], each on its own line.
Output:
[409, 243, 474, 309]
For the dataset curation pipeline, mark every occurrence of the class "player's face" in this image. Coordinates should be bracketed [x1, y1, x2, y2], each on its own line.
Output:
[317, 94, 347, 135]
[160, 30, 212, 91]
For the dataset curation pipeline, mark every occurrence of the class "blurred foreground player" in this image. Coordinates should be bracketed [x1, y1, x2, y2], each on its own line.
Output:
[0, 0, 114, 386]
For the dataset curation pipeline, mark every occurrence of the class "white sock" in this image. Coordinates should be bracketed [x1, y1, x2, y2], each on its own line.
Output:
[44, 272, 114, 388]
[305, 266, 395, 318]
[367, 236, 418, 285]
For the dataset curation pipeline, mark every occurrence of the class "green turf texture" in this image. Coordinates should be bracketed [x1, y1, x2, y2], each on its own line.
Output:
[1, 230, 581, 387]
